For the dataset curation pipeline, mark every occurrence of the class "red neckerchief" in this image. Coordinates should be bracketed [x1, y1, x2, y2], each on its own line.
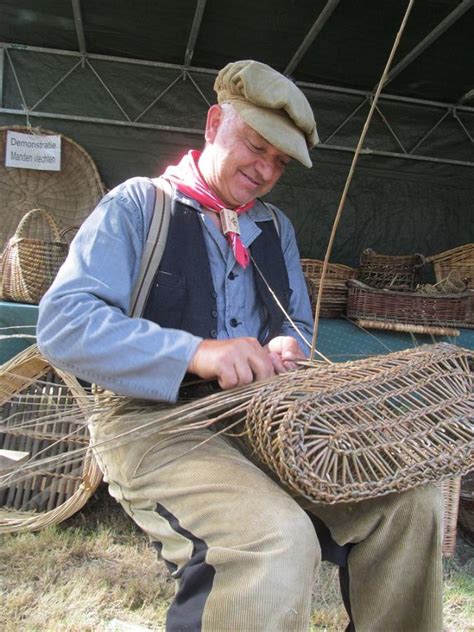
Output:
[163, 150, 254, 268]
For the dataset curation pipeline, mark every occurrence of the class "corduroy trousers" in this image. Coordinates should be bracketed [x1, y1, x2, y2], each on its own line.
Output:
[90, 414, 443, 632]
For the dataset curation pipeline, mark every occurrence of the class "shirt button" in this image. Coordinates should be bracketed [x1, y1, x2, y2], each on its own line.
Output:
[211, 310, 217, 318]
[230, 318, 239, 327]
[228, 271, 236, 280]
[211, 290, 217, 298]
[210, 329, 217, 338]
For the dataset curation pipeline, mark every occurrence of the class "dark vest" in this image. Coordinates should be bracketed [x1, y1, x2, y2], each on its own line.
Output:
[143, 194, 291, 345]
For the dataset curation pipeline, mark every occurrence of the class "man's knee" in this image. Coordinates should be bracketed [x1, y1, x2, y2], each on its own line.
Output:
[395, 484, 443, 522]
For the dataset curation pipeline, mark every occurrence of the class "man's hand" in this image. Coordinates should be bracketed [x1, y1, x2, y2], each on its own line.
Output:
[265, 336, 306, 373]
[188, 338, 276, 390]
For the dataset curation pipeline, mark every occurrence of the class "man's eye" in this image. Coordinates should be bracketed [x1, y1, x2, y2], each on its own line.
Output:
[248, 141, 263, 152]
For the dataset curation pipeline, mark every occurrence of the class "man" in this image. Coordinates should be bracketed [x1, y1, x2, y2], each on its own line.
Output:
[37, 60, 443, 632]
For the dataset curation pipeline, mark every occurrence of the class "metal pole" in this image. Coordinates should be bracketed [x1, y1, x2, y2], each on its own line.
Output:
[1, 41, 473, 113]
[284, 0, 340, 75]
[71, 0, 87, 55]
[381, 0, 474, 89]
[184, 0, 207, 68]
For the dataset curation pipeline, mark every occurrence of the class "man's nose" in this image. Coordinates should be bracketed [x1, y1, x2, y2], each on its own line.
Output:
[255, 158, 277, 182]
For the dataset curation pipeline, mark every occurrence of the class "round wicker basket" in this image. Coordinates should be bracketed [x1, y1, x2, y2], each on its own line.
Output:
[0, 345, 102, 533]
[0, 126, 106, 251]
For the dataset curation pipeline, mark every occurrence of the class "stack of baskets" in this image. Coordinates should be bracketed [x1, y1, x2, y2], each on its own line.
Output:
[301, 258, 357, 318]
[347, 247, 474, 333]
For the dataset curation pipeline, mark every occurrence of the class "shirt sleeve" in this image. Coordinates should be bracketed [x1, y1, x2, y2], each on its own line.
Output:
[37, 177, 202, 402]
[271, 207, 314, 355]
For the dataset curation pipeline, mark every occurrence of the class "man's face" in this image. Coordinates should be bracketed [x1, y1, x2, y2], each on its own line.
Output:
[200, 105, 291, 208]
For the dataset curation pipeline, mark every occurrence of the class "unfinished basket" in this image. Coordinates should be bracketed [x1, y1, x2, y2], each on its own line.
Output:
[0, 345, 101, 533]
[427, 244, 474, 288]
[301, 258, 357, 318]
[0, 208, 69, 304]
[357, 249, 425, 290]
[0, 126, 105, 252]
[440, 478, 461, 557]
[243, 343, 473, 504]
[346, 279, 473, 332]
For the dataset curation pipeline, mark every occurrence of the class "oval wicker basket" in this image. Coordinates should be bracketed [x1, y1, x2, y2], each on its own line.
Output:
[0, 126, 105, 252]
[243, 343, 473, 505]
[0, 345, 102, 533]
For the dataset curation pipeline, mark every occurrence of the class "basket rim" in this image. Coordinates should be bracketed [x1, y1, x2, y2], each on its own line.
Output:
[347, 278, 474, 299]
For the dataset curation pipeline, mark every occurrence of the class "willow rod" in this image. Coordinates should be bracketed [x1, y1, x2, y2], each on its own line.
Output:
[310, 0, 416, 361]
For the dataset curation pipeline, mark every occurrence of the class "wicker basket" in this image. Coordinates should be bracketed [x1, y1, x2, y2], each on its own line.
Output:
[427, 244, 474, 288]
[0, 126, 105, 252]
[346, 280, 473, 332]
[0, 345, 102, 533]
[457, 471, 474, 546]
[440, 478, 461, 557]
[244, 343, 473, 505]
[301, 258, 357, 318]
[358, 249, 425, 290]
[0, 208, 68, 304]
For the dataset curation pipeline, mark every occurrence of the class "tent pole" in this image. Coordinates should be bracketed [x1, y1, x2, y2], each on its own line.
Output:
[380, 0, 474, 89]
[1, 42, 473, 114]
[71, 0, 87, 56]
[284, 0, 341, 76]
[184, 0, 207, 68]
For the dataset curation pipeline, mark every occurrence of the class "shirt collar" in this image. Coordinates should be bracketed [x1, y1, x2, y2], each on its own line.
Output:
[175, 189, 275, 247]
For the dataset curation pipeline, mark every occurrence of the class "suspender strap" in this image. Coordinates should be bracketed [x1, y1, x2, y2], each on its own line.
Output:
[130, 178, 172, 318]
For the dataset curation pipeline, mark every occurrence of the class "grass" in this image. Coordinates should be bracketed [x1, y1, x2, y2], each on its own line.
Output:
[1, 484, 472, 632]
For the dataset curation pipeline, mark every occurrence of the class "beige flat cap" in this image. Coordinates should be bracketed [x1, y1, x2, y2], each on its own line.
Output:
[214, 60, 318, 168]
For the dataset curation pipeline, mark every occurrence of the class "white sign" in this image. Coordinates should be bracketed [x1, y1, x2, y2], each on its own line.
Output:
[5, 130, 61, 171]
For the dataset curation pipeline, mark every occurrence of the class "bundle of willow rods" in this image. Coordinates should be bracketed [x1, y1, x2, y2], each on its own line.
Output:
[2, 343, 473, 522]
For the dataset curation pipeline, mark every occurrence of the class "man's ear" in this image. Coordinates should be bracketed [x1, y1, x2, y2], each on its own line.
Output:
[205, 104, 224, 144]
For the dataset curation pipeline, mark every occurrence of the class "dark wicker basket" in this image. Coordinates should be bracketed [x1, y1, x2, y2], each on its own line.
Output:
[427, 244, 474, 289]
[358, 249, 425, 290]
[346, 280, 473, 331]
[301, 258, 357, 318]
[458, 471, 474, 546]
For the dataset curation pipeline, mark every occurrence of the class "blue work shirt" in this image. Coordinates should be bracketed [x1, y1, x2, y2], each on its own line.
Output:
[37, 177, 313, 402]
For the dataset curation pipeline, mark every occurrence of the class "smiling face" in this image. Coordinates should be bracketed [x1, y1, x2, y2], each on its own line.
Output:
[198, 104, 291, 208]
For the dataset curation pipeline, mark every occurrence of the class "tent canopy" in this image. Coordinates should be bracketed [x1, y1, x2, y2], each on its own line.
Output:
[1, 0, 473, 265]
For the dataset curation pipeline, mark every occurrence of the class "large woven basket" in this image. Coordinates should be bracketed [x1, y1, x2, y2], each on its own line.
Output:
[301, 258, 357, 318]
[0, 126, 105, 252]
[346, 279, 473, 332]
[243, 343, 473, 505]
[0, 345, 102, 533]
[0, 208, 68, 304]
[427, 244, 474, 288]
[357, 249, 425, 290]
